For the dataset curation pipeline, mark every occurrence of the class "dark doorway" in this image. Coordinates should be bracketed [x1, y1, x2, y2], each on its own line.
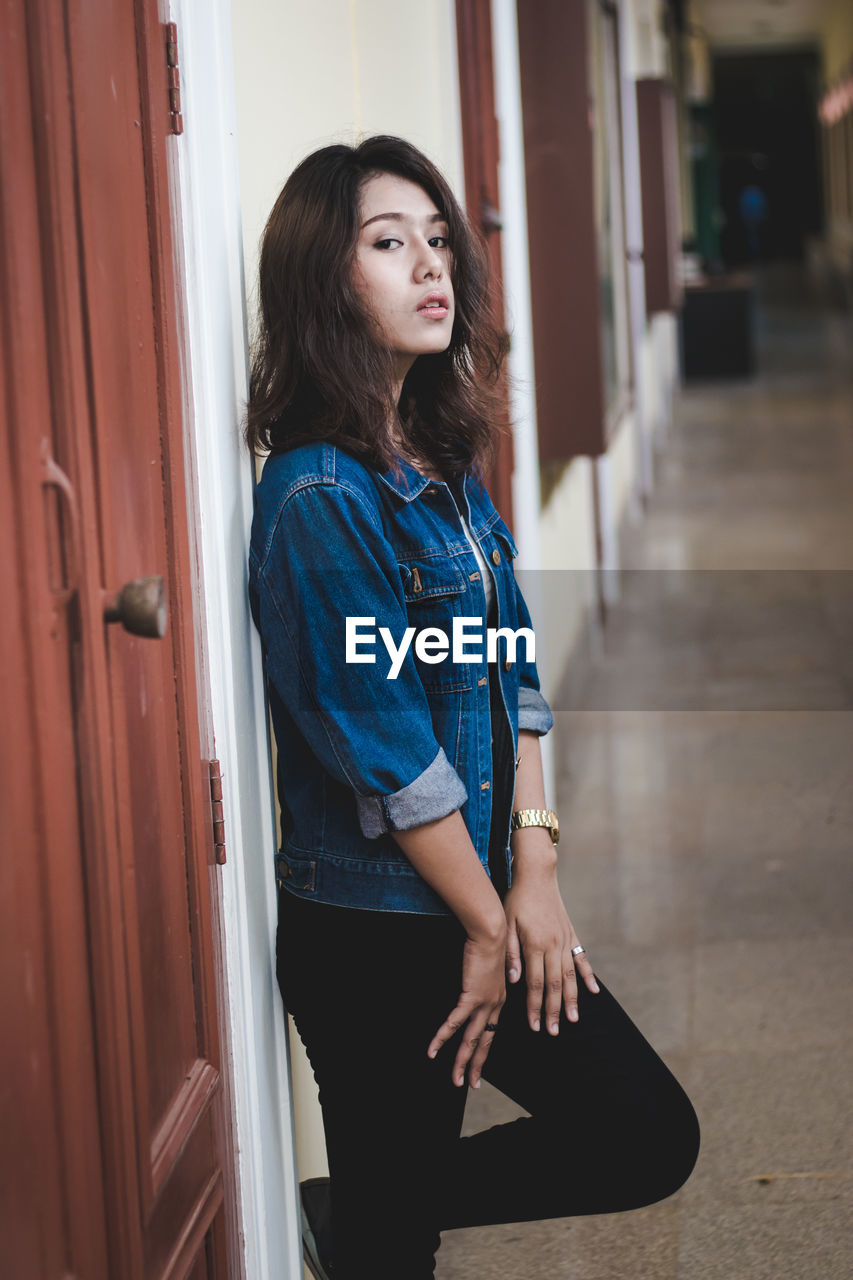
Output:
[713, 48, 823, 266]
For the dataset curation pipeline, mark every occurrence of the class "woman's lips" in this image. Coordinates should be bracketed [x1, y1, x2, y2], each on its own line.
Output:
[417, 292, 450, 319]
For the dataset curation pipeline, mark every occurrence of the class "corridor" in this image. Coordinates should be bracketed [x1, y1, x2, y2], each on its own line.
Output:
[438, 266, 853, 1279]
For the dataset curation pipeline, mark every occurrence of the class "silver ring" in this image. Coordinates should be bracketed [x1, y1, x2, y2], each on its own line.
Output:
[571, 945, 586, 957]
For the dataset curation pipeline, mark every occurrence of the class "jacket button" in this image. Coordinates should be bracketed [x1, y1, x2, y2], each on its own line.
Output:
[504, 659, 513, 672]
[477, 675, 488, 687]
[481, 780, 490, 791]
[491, 549, 501, 565]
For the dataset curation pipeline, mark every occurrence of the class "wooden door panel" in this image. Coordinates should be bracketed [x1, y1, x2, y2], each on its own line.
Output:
[0, 431, 84, 1280]
[3, 1, 231, 1274]
[1, 4, 111, 1276]
[108, 626, 203, 1152]
[0, 434, 108, 1280]
[145, 1120, 223, 1280]
[61, 0, 226, 1258]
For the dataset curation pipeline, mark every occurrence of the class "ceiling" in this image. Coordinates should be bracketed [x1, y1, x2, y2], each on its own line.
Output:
[698, 0, 834, 49]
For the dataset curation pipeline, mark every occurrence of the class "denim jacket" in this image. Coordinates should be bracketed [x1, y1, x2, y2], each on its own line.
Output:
[248, 441, 554, 915]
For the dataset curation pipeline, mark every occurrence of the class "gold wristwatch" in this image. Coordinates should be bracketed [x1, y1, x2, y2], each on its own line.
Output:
[510, 808, 560, 845]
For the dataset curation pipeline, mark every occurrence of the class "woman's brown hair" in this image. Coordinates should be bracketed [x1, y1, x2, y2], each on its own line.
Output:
[245, 135, 506, 476]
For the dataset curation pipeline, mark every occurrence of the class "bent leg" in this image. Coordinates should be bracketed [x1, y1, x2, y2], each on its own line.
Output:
[439, 974, 700, 1230]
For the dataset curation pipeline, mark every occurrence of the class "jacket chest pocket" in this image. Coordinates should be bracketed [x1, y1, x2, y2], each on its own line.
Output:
[488, 517, 519, 565]
[397, 558, 473, 693]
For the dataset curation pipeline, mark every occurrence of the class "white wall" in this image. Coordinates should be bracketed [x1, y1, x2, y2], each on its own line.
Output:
[609, 408, 640, 531]
[231, 0, 465, 303]
[536, 457, 599, 708]
[648, 312, 679, 445]
[632, 0, 670, 77]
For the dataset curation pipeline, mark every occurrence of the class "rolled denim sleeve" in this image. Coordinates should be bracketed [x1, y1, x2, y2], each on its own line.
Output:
[252, 480, 467, 837]
[513, 575, 555, 736]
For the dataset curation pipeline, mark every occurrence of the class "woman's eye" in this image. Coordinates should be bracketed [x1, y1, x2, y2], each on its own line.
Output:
[429, 235, 449, 249]
[374, 237, 402, 250]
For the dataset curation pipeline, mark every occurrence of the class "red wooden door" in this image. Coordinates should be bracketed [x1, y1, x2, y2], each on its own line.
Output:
[1, 2, 232, 1276]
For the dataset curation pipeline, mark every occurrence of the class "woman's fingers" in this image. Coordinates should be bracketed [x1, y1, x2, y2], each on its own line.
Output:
[427, 1002, 468, 1062]
[429, 932, 507, 1083]
[544, 945, 565, 1034]
[523, 938, 568, 1033]
[452, 1004, 502, 1088]
[428, 999, 504, 1087]
[564, 938, 600, 1020]
[466, 1007, 502, 1090]
[505, 920, 522, 984]
[523, 931, 601, 1032]
[574, 948, 600, 995]
[562, 952, 579, 1025]
[525, 949, 545, 1032]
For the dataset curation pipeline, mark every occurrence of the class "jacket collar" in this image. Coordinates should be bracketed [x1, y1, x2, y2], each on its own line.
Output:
[374, 455, 433, 503]
[375, 455, 481, 506]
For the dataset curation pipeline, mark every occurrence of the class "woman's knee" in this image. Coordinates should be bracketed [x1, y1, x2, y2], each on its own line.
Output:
[638, 1081, 701, 1206]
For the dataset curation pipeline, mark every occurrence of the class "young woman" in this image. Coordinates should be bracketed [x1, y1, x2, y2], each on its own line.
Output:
[247, 136, 698, 1280]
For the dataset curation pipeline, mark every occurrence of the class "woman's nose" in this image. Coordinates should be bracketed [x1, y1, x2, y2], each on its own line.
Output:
[415, 242, 442, 281]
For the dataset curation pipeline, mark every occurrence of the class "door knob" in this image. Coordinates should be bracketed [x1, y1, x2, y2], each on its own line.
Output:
[103, 575, 168, 638]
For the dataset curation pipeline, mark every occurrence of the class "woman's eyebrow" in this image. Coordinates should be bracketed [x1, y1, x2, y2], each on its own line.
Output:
[360, 211, 447, 230]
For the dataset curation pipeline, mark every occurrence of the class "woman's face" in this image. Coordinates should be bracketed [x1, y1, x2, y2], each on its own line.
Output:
[352, 172, 455, 382]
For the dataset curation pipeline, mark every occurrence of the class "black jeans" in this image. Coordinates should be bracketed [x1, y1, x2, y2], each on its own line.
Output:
[277, 888, 700, 1279]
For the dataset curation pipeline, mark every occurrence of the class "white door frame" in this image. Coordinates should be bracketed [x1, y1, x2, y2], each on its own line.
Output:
[165, 1, 302, 1276]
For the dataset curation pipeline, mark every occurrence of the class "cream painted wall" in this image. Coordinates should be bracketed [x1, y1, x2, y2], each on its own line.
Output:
[608, 409, 639, 532]
[536, 457, 598, 706]
[641, 322, 663, 448]
[231, 0, 464, 303]
[631, 0, 669, 77]
[647, 312, 678, 445]
[539, 459, 598, 573]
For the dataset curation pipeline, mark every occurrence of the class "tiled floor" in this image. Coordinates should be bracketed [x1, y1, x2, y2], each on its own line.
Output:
[437, 266, 853, 1278]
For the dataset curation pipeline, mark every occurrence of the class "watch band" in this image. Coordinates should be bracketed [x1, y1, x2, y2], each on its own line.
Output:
[510, 807, 560, 845]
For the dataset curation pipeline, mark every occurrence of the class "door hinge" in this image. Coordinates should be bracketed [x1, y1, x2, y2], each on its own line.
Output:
[209, 759, 227, 865]
[165, 22, 183, 135]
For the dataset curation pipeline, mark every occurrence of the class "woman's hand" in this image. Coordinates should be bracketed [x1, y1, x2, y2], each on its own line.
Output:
[390, 810, 508, 1088]
[504, 834, 599, 1035]
[427, 920, 507, 1089]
